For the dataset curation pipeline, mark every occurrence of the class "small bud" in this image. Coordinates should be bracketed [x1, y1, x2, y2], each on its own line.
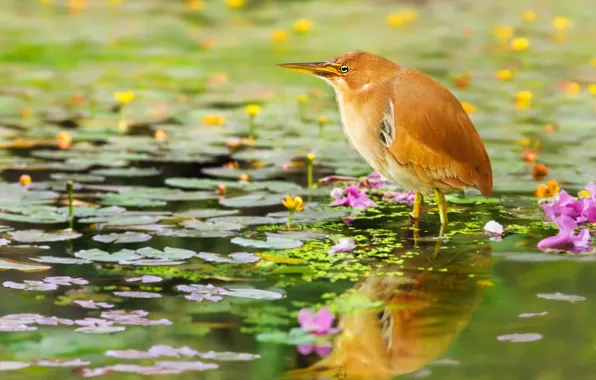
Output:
[19, 174, 32, 186]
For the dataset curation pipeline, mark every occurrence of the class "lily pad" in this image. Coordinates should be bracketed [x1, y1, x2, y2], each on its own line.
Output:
[197, 252, 260, 264]
[220, 287, 285, 300]
[8, 229, 81, 243]
[231, 237, 302, 250]
[174, 209, 239, 219]
[0, 258, 51, 272]
[114, 291, 162, 299]
[206, 216, 285, 225]
[91, 167, 161, 177]
[446, 194, 500, 205]
[93, 232, 152, 244]
[29, 256, 92, 265]
[137, 247, 196, 260]
[182, 220, 244, 231]
[165, 178, 242, 190]
[0, 361, 31, 371]
[74, 249, 142, 262]
[220, 193, 284, 208]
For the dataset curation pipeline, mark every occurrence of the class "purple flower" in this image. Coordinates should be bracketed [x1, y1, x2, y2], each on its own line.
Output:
[297, 343, 332, 357]
[537, 215, 591, 252]
[297, 307, 338, 335]
[331, 185, 377, 209]
[383, 190, 415, 205]
[541, 191, 583, 221]
[328, 238, 356, 254]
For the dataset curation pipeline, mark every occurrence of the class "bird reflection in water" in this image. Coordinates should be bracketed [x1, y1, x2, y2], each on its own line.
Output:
[286, 238, 492, 380]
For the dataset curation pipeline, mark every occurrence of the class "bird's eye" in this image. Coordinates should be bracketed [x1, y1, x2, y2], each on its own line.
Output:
[339, 65, 349, 73]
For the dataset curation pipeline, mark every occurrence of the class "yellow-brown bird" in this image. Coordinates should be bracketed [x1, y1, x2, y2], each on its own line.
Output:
[278, 51, 492, 226]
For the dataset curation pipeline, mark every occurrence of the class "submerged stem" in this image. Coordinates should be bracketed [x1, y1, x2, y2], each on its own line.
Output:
[66, 181, 74, 229]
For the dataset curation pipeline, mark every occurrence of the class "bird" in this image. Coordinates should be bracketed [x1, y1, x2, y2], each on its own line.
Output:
[278, 51, 492, 226]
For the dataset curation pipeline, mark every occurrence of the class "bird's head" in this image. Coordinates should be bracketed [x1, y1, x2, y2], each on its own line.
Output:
[278, 51, 397, 93]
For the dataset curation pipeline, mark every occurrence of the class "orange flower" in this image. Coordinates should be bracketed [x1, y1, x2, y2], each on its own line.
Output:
[546, 179, 559, 194]
[531, 164, 548, 181]
[57, 131, 72, 149]
[19, 174, 32, 186]
[523, 148, 536, 162]
[154, 129, 166, 142]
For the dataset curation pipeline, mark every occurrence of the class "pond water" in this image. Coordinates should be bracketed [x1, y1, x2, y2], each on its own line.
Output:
[1, 1, 596, 379]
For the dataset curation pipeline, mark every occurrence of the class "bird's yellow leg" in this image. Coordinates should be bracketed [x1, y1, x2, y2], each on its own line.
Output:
[433, 188, 448, 226]
[412, 192, 424, 220]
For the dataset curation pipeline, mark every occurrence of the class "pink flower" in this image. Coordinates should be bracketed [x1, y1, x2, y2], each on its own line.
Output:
[537, 215, 591, 253]
[541, 191, 583, 221]
[331, 185, 376, 209]
[297, 307, 338, 335]
[328, 238, 356, 254]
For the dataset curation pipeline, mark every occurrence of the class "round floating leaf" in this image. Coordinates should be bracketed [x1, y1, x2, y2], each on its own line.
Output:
[202, 166, 281, 180]
[0, 361, 31, 371]
[220, 287, 284, 300]
[29, 256, 91, 265]
[220, 193, 283, 208]
[74, 249, 142, 262]
[182, 220, 244, 231]
[267, 209, 349, 222]
[79, 215, 164, 226]
[137, 247, 196, 260]
[8, 229, 81, 243]
[50, 173, 106, 183]
[0, 258, 51, 272]
[243, 181, 304, 194]
[197, 351, 261, 361]
[0, 212, 68, 224]
[265, 231, 328, 241]
[231, 237, 302, 250]
[206, 216, 285, 225]
[93, 232, 152, 244]
[197, 252, 260, 264]
[497, 333, 542, 343]
[114, 291, 162, 299]
[166, 178, 242, 190]
[174, 209, 239, 219]
[100, 194, 166, 208]
[119, 258, 184, 266]
[75, 326, 126, 334]
[91, 167, 161, 177]
[537, 292, 586, 302]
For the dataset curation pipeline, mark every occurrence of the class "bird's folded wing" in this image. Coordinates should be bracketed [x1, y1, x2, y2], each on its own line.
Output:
[385, 72, 492, 196]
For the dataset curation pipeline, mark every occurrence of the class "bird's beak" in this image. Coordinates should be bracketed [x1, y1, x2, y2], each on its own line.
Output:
[277, 62, 340, 76]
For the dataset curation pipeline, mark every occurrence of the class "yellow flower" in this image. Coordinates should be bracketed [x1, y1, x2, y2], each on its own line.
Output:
[154, 128, 166, 142]
[57, 130, 72, 149]
[271, 29, 288, 43]
[246, 104, 261, 117]
[546, 179, 559, 194]
[511, 37, 530, 51]
[591, 58, 596, 67]
[588, 84, 596, 95]
[318, 115, 328, 124]
[461, 101, 476, 114]
[523, 10, 536, 23]
[387, 13, 403, 27]
[294, 19, 313, 34]
[19, 174, 32, 186]
[306, 153, 315, 163]
[564, 82, 580, 94]
[282, 195, 304, 212]
[553, 16, 569, 31]
[68, 0, 85, 13]
[516, 90, 533, 109]
[225, 0, 245, 9]
[113, 91, 135, 104]
[296, 94, 308, 103]
[496, 69, 513, 81]
[579, 190, 591, 199]
[493, 26, 514, 39]
[203, 115, 225, 126]
[402, 9, 418, 23]
[239, 173, 249, 181]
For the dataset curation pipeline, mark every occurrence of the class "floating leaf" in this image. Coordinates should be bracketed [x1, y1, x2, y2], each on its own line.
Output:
[220, 193, 283, 208]
[206, 216, 285, 225]
[137, 247, 196, 260]
[0, 258, 51, 272]
[0, 361, 30, 371]
[537, 292, 586, 302]
[231, 237, 302, 250]
[197, 252, 260, 264]
[166, 178, 242, 190]
[220, 287, 284, 300]
[174, 209, 239, 219]
[93, 232, 152, 244]
[256, 328, 317, 345]
[244, 181, 303, 194]
[74, 249, 142, 262]
[29, 256, 91, 265]
[8, 229, 81, 243]
[114, 291, 162, 299]
[497, 333, 542, 342]
[445, 194, 500, 205]
[182, 220, 244, 231]
[91, 167, 161, 177]
[75, 326, 126, 334]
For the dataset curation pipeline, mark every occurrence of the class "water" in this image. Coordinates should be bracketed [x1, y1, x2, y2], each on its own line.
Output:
[1, 0, 596, 379]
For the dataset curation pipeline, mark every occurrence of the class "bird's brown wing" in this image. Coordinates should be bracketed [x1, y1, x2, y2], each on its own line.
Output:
[385, 69, 493, 197]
